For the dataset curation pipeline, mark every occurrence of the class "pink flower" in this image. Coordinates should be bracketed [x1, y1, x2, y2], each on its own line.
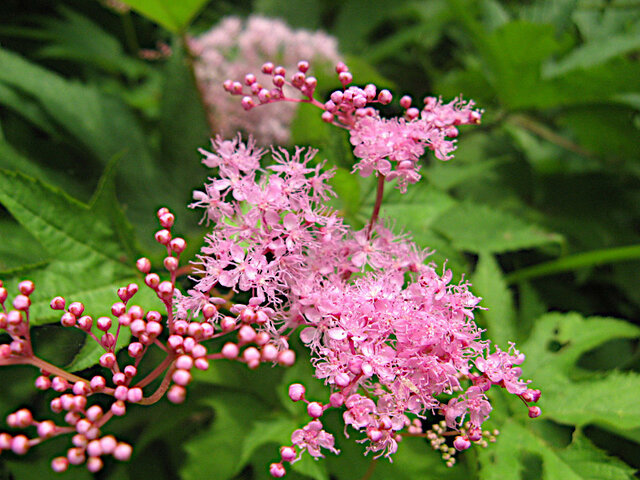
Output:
[291, 420, 339, 459]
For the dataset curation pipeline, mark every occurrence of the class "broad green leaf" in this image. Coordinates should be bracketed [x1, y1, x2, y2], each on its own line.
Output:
[478, 420, 636, 480]
[0, 169, 160, 325]
[118, 0, 209, 33]
[35, 7, 150, 78]
[472, 252, 517, 346]
[521, 313, 640, 431]
[240, 415, 299, 465]
[543, 32, 640, 78]
[432, 202, 563, 254]
[0, 47, 168, 228]
[0, 220, 48, 271]
[180, 390, 268, 480]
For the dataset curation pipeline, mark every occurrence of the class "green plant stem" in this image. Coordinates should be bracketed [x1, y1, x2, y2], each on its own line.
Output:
[181, 33, 217, 133]
[120, 12, 139, 55]
[359, 459, 378, 480]
[505, 244, 640, 284]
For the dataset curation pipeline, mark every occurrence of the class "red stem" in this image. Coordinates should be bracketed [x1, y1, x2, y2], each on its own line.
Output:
[366, 174, 386, 239]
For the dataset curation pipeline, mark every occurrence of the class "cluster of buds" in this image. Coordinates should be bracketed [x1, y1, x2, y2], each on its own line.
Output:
[225, 59, 483, 192]
[0, 208, 294, 473]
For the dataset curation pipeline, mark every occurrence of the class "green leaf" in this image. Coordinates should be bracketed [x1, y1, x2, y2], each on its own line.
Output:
[471, 252, 517, 346]
[180, 390, 268, 480]
[478, 420, 636, 480]
[432, 202, 563, 254]
[0, 169, 160, 325]
[240, 415, 299, 465]
[522, 312, 640, 431]
[118, 0, 210, 32]
[543, 32, 640, 78]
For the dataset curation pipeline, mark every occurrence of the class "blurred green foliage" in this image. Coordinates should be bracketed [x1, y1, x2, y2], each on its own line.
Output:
[0, 0, 639, 479]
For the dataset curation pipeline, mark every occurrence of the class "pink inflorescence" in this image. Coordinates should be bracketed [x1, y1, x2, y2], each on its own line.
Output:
[189, 15, 341, 145]
[178, 135, 540, 477]
[225, 60, 482, 193]
[0, 208, 294, 473]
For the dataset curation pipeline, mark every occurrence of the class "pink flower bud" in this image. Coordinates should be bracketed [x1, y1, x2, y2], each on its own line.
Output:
[67, 302, 84, 317]
[18, 280, 35, 296]
[130, 319, 146, 337]
[329, 392, 344, 408]
[146, 321, 163, 337]
[114, 386, 128, 401]
[87, 456, 104, 473]
[14, 408, 33, 427]
[270, 462, 286, 478]
[307, 402, 324, 418]
[169, 237, 186, 254]
[155, 229, 171, 245]
[241, 96, 255, 111]
[96, 316, 112, 331]
[90, 376, 106, 392]
[0, 288, 6, 304]
[164, 256, 179, 272]
[71, 433, 87, 447]
[528, 406, 542, 418]
[221, 316, 236, 331]
[78, 315, 93, 330]
[111, 401, 126, 416]
[50, 397, 63, 413]
[37, 420, 56, 439]
[10, 435, 29, 455]
[145, 273, 160, 289]
[243, 347, 260, 364]
[76, 418, 92, 434]
[0, 432, 11, 449]
[378, 89, 392, 104]
[367, 428, 383, 442]
[61, 312, 77, 327]
[157, 281, 173, 297]
[194, 358, 209, 370]
[87, 440, 102, 457]
[280, 445, 297, 462]
[321, 111, 334, 123]
[101, 332, 115, 349]
[50, 297, 65, 310]
[274, 65, 286, 76]
[278, 349, 295, 367]
[338, 71, 352, 86]
[288, 383, 305, 402]
[136, 257, 151, 273]
[51, 456, 69, 472]
[167, 385, 186, 404]
[222, 342, 239, 359]
[51, 376, 69, 392]
[100, 435, 117, 455]
[12, 295, 30, 311]
[468, 426, 482, 442]
[399, 95, 412, 109]
[114, 442, 133, 461]
[7, 310, 22, 325]
[157, 207, 170, 218]
[111, 302, 126, 317]
[99, 352, 116, 369]
[127, 387, 143, 403]
[35, 375, 51, 390]
[238, 325, 256, 343]
[261, 344, 278, 362]
[72, 381, 90, 396]
[334, 372, 350, 387]
[454, 436, 471, 451]
[86, 405, 103, 422]
[167, 335, 183, 351]
[261, 62, 274, 74]
[183, 336, 196, 352]
[67, 447, 85, 465]
[172, 369, 192, 386]
[112, 372, 126, 385]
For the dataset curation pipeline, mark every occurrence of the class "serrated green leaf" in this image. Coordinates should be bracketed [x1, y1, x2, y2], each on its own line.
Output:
[521, 313, 640, 431]
[119, 0, 209, 32]
[0, 169, 160, 325]
[181, 390, 268, 480]
[472, 252, 517, 346]
[432, 202, 563, 254]
[478, 420, 636, 480]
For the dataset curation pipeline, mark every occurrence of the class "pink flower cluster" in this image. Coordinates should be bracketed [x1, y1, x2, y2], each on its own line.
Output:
[189, 16, 341, 144]
[0, 209, 295, 473]
[225, 60, 482, 192]
[180, 135, 540, 477]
